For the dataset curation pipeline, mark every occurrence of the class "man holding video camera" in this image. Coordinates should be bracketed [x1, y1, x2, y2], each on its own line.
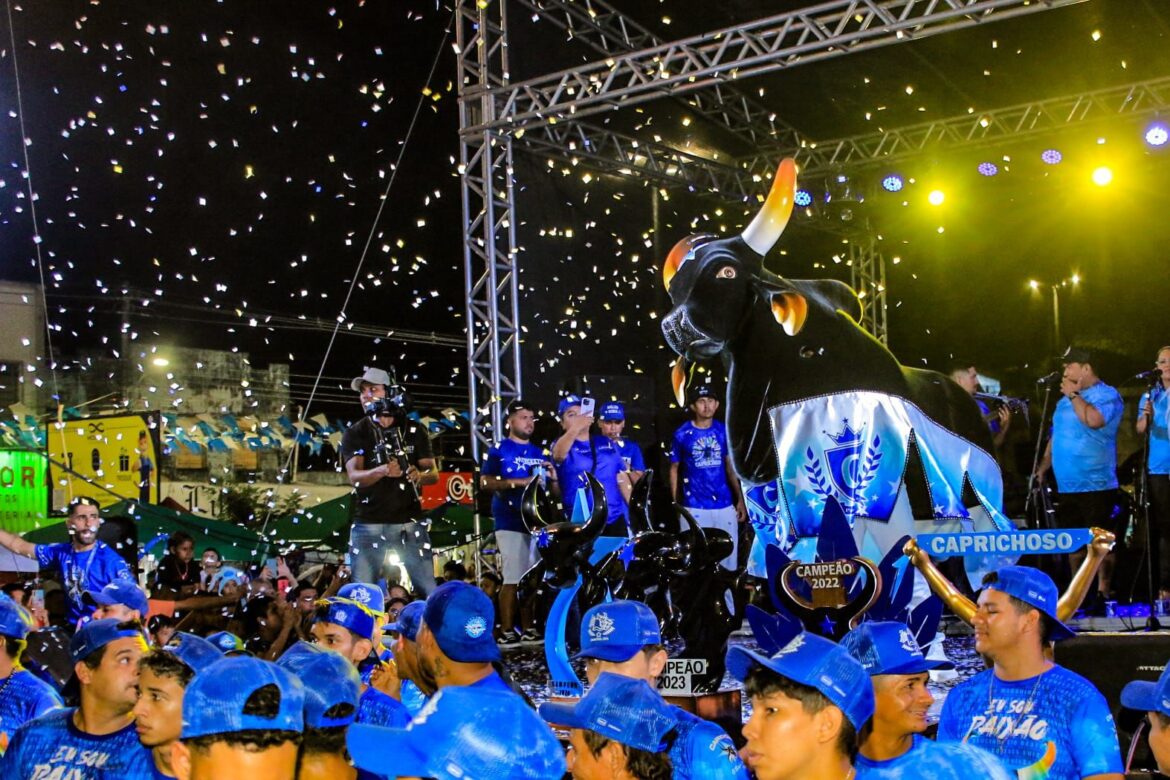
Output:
[342, 367, 439, 596]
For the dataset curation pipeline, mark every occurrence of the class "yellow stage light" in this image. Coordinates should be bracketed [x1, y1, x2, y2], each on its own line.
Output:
[927, 190, 945, 206]
[1091, 166, 1113, 186]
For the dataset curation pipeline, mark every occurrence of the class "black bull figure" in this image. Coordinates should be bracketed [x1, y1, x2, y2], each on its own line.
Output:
[660, 158, 992, 489]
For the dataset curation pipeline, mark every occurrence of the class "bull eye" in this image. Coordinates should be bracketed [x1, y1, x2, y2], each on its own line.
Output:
[715, 266, 737, 280]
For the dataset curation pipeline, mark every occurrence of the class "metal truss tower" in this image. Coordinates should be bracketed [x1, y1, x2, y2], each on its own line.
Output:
[457, 1, 522, 460]
[849, 235, 888, 345]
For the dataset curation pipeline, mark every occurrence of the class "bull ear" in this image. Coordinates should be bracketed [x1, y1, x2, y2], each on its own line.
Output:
[753, 276, 808, 337]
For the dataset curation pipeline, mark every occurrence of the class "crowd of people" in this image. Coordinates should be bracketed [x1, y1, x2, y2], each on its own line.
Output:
[0, 354, 1167, 779]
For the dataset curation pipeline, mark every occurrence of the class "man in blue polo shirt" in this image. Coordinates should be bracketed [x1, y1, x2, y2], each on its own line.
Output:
[576, 599, 747, 780]
[1, 618, 153, 778]
[1035, 346, 1124, 599]
[1137, 346, 1170, 599]
[414, 581, 519, 696]
[553, 395, 630, 535]
[670, 385, 746, 570]
[0, 497, 134, 629]
[481, 399, 551, 644]
[598, 401, 647, 486]
[936, 565, 1123, 779]
[841, 621, 1011, 778]
[0, 594, 62, 756]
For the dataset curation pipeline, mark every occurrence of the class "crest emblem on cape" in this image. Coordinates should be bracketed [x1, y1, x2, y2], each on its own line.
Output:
[804, 419, 882, 513]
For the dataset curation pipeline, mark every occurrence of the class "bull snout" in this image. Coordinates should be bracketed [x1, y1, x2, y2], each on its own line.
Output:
[662, 308, 723, 360]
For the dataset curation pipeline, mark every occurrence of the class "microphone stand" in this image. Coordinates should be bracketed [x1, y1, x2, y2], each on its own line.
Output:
[1025, 382, 1057, 522]
[1138, 376, 1162, 630]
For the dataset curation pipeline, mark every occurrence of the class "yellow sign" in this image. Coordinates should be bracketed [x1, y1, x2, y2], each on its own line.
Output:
[45, 412, 162, 509]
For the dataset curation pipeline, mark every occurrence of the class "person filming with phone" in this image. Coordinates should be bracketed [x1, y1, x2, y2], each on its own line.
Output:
[342, 367, 439, 597]
[552, 395, 631, 537]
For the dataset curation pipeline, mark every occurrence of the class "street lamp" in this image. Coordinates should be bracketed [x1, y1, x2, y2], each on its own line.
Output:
[1027, 274, 1081, 350]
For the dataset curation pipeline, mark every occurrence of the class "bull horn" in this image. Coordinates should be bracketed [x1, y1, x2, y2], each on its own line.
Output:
[628, 470, 654, 535]
[520, 478, 551, 534]
[671, 360, 688, 406]
[567, 473, 609, 544]
[741, 158, 797, 256]
[675, 504, 710, 574]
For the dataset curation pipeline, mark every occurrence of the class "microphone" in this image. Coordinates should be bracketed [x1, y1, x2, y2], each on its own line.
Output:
[1036, 371, 1061, 386]
[1131, 368, 1161, 382]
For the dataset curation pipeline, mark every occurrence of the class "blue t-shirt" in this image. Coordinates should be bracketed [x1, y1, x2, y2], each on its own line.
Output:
[671, 421, 734, 509]
[556, 435, 629, 528]
[356, 685, 411, 728]
[1141, 385, 1170, 475]
[856, 734, 1012, 779]
[667, 705, 748, 780]
[400, 679, 428, 716]
[0, 668, 63, 756]
[613, 438, 647, 473]
[483, 438, 546, 533]
[936, 665, 1123, 780]
[465, 671, 514, 693]
[35, 542, 134, 627]
[1, 708, 155, 779]
[1051, 381, 1123, 493]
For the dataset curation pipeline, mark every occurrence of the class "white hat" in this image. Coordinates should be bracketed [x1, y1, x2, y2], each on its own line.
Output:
[351, 367, 392, 392]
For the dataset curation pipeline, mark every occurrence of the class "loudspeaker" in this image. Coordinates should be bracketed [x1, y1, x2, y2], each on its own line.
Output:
[1055, 632, 1170, 773]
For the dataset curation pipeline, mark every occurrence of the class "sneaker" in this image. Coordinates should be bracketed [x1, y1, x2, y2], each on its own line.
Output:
[520, 629, 541, 642]
[497, 630, 521, 646]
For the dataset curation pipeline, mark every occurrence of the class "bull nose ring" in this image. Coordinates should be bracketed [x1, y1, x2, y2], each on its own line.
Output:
[799, 346, 819, 359]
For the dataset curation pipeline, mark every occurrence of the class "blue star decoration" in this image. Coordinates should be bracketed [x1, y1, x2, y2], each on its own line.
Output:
[819, 614, 837, 635]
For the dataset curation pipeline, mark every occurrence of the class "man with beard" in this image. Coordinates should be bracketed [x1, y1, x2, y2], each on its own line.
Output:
[0, 619, 153, 778]
[0, 498, 134, 629]
[480, 399, 551, 644]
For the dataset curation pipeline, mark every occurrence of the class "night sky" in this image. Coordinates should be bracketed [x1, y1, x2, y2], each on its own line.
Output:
[3, 0, 1170, 433]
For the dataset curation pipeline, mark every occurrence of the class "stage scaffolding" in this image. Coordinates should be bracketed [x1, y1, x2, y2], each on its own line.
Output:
[456, 0, 1102, 460]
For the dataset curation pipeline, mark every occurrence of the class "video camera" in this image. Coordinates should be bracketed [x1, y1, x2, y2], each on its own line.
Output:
[363, 383, 412, 422]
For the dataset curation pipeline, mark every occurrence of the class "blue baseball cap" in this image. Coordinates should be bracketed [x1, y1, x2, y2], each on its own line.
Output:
[983, 565, 1075, 641]
[70, 617, 148, 663]
[422, 581, 499, 663]
[206, 630, 246, 654]
[276, 641, 362, 728]
[1122, 664, 1170, 717]
[598, 402, 625, 421]
[161, 632, 224, 674]
[557, 394, 582, 417]
[84, 580, 149, 617]
[387, 600, 424, 642]
[181, 656, 305, 739]
[727, 632, 875, 730]
[315, 597, 377, 643]
[339, 582, 386, 616]
[0, 593, 35, 640]
[840, 621, 953, 676]
[576, 600, 661, 662]
[348, 686, 566, 780]
[539, 673, 675, 752]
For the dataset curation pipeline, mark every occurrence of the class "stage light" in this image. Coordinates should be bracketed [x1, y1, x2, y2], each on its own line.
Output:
[881, 174, 904, 193]
[927, 189, 945, 206]
[977, 162, 998, 177]
[1091, 166, 1113, 186]
[1145, 122, 1169, 147]
[794, 189, 813, 207]
[1028, 280, 1040, 291]
[1041, 149, 1062, 165]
